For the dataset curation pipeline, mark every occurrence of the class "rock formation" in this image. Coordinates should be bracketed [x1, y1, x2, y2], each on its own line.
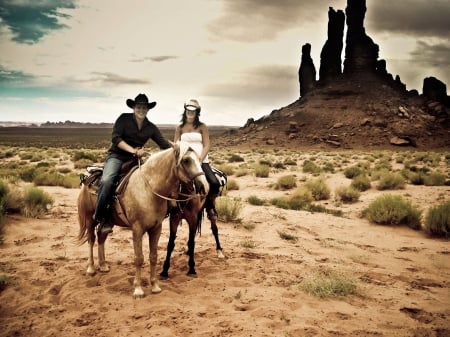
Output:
[423, 77, 447, 104]
[319, 7, 345, 81]
[343, 0, 379, 75]
[298, 43, 316, 97]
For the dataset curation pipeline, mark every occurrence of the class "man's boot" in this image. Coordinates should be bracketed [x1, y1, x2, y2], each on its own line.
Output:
[99, 219, 113, 235]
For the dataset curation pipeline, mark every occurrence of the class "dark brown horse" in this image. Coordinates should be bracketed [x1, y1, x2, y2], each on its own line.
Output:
[160, 172, 226, 279]
[77, 142, 209, 297]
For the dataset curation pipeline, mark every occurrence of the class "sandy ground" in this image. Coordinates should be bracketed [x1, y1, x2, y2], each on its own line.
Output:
[0, 160, 449, 337]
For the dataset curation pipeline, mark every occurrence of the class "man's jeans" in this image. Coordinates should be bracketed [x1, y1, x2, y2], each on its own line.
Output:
[94, 154, 124, 222]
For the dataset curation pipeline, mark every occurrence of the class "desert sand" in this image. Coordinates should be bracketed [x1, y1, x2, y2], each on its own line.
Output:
[1, 153, 449, 337]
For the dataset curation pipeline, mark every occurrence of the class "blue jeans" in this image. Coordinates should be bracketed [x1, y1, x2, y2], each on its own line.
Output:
[94, 154, 125, 222]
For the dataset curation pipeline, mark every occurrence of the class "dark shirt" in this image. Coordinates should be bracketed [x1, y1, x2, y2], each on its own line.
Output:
[108, 113, 170, 161]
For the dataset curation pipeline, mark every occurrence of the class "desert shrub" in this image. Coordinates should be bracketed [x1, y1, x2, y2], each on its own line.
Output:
[300, 268, 358, 298]
[364, 194, 421, 230]
[277, 230, 298, 243]
[291, 186, 314, 204]
[335, 186, 360, 203]
[424, 201, 450, 238]
[226, 179, 239, 190]
[247, 195, 265, 206]
[58, 167, 72, 174]
[408, 171, 426, 185]
[275, 174, 297, 190]
[228, 154, 245, 163]
[376, 172, 405, 190]
[74, 158, 94, 169]
[350, 175, 371, 191]
[33, 171, 65, 186]
[304, 178, 330, 201]
[234, 168, 249, 177]
[273, 162, 285, 169]
[322, 162, 335, 173]
[0, 274, 10, 291]
[302, 160, 322, 176]
[423, 172, 446, 186]
[0, 180, 9, 243]
[216, 164, 235, 176]
[215, 196, 242, 222]
[73, 150, 96, 162]
[254, 164, 270, 178]
[19, 166, 38, 182]
[23, 186, 54, 218]
[344, 165, 364, 179]
[283, 158, 297, 166]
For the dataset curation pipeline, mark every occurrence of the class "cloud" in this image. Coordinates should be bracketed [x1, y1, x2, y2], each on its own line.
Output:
[204, 64, 298, 101]
[0, 0, 77, 44]
[367, 0, 450, 39]
[85, 72, 150, 85]
[0, 65, 34, 84]
[207, 0, 330, 42]
[130, 55, 178, 63]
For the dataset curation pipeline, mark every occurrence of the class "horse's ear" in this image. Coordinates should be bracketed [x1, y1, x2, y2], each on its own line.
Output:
[169, 140, 175, 148]
[172, 141, 180, 160]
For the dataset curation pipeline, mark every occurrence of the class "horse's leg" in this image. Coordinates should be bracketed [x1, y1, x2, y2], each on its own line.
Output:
[132, 227, 145, 298]
[207, 205, 225, 259]
[97, 230, 110, 272]
[160, 212, 181, 279]
[148, 224, 162, 294]
[186, 216, 197, 276]
[86, 217, 97, 275]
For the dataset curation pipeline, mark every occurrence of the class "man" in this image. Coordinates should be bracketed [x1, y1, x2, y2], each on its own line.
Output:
[93, 93, 170, 234]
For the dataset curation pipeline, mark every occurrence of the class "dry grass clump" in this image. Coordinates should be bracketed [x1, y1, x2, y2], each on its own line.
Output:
[274, 174, 297, 190]
[376, 172, 406, 190]
[215, 196, 242, 222]
[350, 175, 371, 191]
[335, 186, 360, 203]
[364, 194, 421, 230]
[254, 163, 270, 178]
[247, 195, 266, 206]
[304, 178, 331, 201]
[300, 268, 358, 298]
[424, 201, 450, 238]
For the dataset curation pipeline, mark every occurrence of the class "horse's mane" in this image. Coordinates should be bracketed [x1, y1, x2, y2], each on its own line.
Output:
[143, 141, 192, 167]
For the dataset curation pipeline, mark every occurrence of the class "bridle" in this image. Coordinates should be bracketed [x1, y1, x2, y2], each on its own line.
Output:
[139, 149, 206, 202]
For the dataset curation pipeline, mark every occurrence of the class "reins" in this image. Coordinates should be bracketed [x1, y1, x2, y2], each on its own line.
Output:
[138, 153, 205, 202]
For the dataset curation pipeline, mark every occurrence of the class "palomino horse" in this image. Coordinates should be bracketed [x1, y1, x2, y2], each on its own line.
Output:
[160, 170, 226, 279]
[76, 142, 209, 297]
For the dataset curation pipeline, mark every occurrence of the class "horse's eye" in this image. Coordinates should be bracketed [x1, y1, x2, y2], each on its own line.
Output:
[182, 158, 190, 165]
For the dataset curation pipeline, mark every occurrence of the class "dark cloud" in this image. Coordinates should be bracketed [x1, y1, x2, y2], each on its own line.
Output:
[204, 64, 298, 101]
[87, 72, 150, 85]
[0, 0, 77, 44]
[0, 65, 34, 84]
[207, 0, 333, 42]
[366, 0, 450, 39]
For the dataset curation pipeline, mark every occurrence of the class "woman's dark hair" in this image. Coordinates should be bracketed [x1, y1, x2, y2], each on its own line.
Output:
[180, 109, 202, 129]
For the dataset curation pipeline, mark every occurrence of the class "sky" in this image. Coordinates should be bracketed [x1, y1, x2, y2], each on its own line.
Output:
[0, 0, 449, 126]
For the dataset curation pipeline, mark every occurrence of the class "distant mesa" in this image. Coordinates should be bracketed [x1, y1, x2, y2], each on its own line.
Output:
[230, 0, 449, 150]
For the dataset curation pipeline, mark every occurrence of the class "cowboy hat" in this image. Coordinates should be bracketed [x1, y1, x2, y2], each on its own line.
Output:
[126, 93, 157, 109]
[184, 99, 201, 113]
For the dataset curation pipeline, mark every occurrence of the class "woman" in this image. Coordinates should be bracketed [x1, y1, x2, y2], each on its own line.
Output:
[174, 99, 221, 218]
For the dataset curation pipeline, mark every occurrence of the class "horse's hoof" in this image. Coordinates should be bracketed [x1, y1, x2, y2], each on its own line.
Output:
[133, 287, 145, 298]
[86, 267, 96, 276]
[98, 264, 110, 273]
[217, 249, 225, 259]
[187, 271, 197, 278]
[159, 272, 169, 280]
[151, 285, 162, 294]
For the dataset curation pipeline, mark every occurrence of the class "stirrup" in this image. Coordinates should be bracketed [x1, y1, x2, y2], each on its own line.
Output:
[99, 223, 113, 235]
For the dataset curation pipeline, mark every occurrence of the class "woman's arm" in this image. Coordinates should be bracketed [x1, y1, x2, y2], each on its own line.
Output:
[199, 124, 210, 162]
[174, 125, 181, 142]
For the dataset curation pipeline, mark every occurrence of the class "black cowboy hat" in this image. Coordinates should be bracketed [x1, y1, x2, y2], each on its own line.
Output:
[126, 93, 157, 109]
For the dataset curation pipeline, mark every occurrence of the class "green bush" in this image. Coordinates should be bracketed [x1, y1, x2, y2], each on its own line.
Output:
[408, 171, 426, 185]
[350, 175, 371, 191]
[275, 174, 297, 190]
[424, 201, 450, 238]
[301, 268, 358, 298]
[302, 160, 322, 176]
[228, 154, 245, 163]
[254, 164, 270, 178]
[73, 150, 96, 162]
[23, 186, 54, 218]
[304, 178, 330, 201]
[364, 194, 421, 230]
[335, 186, 360, 203]
[376, 172, 405, 190]
[423, 172, 446, 186]
[215, 196, 242, 222]
[344, 165, 364, 179]
[247, 195, 265, 206]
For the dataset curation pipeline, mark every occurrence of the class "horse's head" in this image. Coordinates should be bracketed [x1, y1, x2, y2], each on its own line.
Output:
[173, 141, 209, 195]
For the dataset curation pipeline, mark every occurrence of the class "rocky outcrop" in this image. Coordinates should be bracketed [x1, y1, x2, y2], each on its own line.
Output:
[423, 77, 448, 104]
[319, 7, 345, 81]
[298, 43, 316, 97]
[343, 0, 379, 75]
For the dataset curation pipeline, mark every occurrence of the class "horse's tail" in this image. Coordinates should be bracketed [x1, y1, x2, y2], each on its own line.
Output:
[75, 186, 91, 245]
[196, 208, 204, 235]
